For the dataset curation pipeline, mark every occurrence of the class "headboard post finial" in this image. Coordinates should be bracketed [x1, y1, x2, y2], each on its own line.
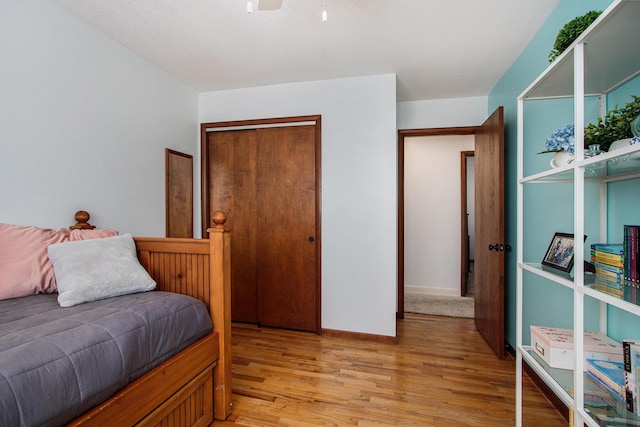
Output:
[211, 211, 227, 229]
[70, 210, 96, 230]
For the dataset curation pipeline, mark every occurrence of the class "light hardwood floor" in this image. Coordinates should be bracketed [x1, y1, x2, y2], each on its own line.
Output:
[213, 314, 565, 426]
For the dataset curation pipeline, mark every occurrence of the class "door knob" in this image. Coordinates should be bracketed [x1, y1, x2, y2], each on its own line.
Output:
[308, 236, 315, 243]
[488, 244, 510, 252]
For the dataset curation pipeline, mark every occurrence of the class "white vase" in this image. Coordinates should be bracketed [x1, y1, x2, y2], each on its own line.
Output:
[608, 138, 634, 151]
[550, 151, 574, 168]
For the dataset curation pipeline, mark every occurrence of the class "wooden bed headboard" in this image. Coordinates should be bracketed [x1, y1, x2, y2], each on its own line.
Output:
[70, 210, 233, 421]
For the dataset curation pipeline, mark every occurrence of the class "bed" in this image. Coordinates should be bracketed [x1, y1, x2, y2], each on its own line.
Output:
[0, 211, 232, 426]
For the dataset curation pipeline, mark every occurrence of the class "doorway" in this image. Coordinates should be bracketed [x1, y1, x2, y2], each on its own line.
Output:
[460, 151, 475, 297]
[200, 116, 322, 334]
[397, 126, 477, 320]
[397, 107, 505, 358]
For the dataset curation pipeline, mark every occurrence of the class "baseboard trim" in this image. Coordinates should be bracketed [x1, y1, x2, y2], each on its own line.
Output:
[322, 328, 397, 344]
[505, 344, 569, 423]
[404, 286, 459, 296]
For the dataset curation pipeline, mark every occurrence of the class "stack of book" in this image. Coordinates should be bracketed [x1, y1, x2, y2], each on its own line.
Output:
[624, 225, 640, 284]
[591, 243, 625, 298]
[592, 243, 624, 282]
[586, 358, 626, 401]
[583, 346, 640, 418]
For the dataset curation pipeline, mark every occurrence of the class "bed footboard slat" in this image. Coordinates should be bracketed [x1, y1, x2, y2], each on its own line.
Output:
[135, 238, 211, 310]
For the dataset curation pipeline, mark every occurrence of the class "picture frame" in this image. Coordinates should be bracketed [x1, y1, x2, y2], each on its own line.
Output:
[541, 232, 577, 274]
[165, 149, 193, 238]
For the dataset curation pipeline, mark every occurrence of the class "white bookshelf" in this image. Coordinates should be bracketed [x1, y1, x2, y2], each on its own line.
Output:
[515, 1, 640, 426]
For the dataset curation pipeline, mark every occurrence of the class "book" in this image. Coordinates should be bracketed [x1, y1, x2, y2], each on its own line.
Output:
[591, 282, 624, 298]
[592, 243, 624, 256]
[630, 227, 637, 283]
[622, 225, 631, 280]
[623, 226, 640, 284]
[590, 411, 640, 426]
[624, 227, 629, 282]
[593, 260, 625, 275]
[624, 283, 640, 306]
[595, 268, 623, 283]
[633, 227, 637, 283]
[634, 226, 638, 283]
[623, 340, 640, 413]
[595, 267, 624, 287]
[634, 345, 640, 415]
[592, 253, 625, 268]
[593, 276, 624, 289]
[586, 373, 629, 410]
[592, 249, 623, 262]
[586, 359, 626, 399]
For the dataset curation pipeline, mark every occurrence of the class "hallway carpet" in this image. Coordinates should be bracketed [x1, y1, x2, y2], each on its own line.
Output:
[405, 292, 474, 318]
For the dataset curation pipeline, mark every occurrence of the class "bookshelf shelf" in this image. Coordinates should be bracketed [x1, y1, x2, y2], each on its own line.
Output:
[519, 262, 575, 289]
[521, 345, 640, 427]
[583, 282, 640, 318]
[516, 1, 640, 426]
[521, 261, 640, 316]
[520, 144, 640, 185]
[521, 345, 575, 406]
[521, 1, 640, 100]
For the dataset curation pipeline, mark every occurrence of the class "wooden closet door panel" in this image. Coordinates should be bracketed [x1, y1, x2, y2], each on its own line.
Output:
[207, 130, 258, 323]
[256, 126, 317, 331]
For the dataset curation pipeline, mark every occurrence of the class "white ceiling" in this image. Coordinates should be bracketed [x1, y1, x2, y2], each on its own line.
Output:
[52, 0, 559, 102]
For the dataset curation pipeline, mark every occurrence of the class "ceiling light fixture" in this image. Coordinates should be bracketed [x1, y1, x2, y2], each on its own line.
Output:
[247, 0, 283, 12]
[246, 0, 327, 22]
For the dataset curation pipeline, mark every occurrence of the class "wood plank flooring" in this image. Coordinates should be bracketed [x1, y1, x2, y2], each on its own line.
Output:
[213, 314, 565, 426]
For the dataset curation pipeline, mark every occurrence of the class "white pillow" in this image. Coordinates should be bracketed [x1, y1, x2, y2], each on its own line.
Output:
[48, 234, 156, 307]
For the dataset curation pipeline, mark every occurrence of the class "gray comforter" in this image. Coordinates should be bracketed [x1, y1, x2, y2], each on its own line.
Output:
[0, 291, 212, 427]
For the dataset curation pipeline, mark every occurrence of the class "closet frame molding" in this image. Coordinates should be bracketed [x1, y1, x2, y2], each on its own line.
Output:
[200, 115, 322, 335]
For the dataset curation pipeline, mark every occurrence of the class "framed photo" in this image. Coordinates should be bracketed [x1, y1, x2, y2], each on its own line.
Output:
[541, 232, 576, 273]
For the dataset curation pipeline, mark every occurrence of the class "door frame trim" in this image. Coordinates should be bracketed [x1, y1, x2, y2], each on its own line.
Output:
[460, 151, 474, 297]
[200, 115, 322, 334]
[397, 127, 477, 319]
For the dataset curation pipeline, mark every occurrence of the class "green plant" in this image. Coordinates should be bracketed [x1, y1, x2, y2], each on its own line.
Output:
[584, 96, 640, 151]
[548, 10, 602, 63]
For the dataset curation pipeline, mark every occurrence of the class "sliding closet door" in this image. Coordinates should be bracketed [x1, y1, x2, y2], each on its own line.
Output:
[204, 123, 318, 332]
[206, 130, 259, 323]
[256, 126, 317, 331]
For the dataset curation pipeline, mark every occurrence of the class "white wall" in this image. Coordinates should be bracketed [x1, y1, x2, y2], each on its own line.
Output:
[398, 96, 486, 296]
[0, 0, 486, 336]
[199, 75, 397, 338]
[0, 0, 198, 236]
[397, 96, 488, 130]
[404, 135, 474, 295]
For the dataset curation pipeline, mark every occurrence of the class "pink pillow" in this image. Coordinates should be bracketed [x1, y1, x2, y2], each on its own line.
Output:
[0, 224, 70, 300]
[69, 229, 118, 241]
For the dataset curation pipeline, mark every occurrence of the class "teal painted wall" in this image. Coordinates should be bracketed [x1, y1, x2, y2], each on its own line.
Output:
[485, 0, 640, 348]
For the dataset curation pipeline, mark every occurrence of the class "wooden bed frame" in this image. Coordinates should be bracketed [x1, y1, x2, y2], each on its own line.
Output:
[66, 211, 232, 426]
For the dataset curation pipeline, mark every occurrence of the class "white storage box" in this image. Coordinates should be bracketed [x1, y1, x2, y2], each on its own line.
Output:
[530, 325, 623, 370]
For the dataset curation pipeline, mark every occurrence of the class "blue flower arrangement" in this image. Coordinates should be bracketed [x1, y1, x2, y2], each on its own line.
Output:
[539, 124, 575, 154]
